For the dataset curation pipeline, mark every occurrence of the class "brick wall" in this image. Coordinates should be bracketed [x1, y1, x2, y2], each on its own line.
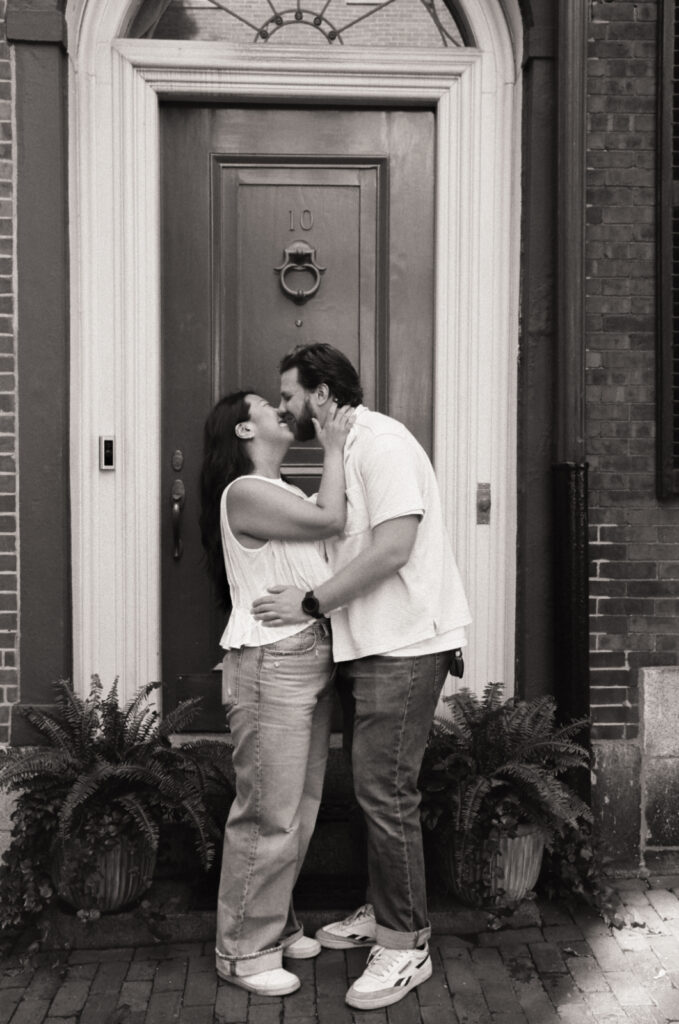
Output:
[0, 0, 16, 748]
[586, 0, 679, 742]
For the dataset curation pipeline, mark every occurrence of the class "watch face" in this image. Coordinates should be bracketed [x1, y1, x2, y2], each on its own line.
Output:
[302, 593, 321, 617]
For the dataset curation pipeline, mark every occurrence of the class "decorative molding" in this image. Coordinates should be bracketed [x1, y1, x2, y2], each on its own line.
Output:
[66, 4, 521, 701]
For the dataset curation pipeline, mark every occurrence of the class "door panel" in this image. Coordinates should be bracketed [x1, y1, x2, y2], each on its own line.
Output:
[161, 105, 434, 725]
[215, 161, 383, 482]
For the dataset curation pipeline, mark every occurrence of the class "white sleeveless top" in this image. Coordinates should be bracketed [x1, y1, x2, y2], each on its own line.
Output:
[219, 476, 332, 650]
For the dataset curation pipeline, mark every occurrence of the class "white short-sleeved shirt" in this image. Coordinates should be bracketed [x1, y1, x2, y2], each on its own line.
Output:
[325, 407, 472, 662]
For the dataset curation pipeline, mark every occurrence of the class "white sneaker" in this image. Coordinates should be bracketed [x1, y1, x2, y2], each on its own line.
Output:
[345, 944, 432, 1010]
[284, 934, 322, 959]
[217, 966, 300, 996]
[315, 903, 376, 949]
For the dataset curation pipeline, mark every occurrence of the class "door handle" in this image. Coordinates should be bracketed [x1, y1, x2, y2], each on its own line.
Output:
[171, 479, 185, 560]
[274, 240, 326, 304]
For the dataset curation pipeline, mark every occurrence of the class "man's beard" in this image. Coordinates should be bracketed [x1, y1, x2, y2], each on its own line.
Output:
[293, 399, 316, 442]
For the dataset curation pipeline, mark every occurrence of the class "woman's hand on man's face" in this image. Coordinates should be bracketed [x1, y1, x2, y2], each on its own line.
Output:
[314, 403, 356, 451]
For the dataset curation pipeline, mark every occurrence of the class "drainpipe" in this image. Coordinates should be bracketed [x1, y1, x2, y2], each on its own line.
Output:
[555, 0, 590, 728]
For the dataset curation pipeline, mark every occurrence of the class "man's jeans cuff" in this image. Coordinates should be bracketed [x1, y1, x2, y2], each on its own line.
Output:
[375, 922, 431, 949]
[215, 944, 282, 977]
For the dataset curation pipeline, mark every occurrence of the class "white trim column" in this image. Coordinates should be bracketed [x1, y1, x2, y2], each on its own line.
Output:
[66, 16, 521, 702]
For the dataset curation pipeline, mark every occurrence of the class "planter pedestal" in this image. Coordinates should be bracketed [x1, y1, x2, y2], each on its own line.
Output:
[443, 823, 545, 908]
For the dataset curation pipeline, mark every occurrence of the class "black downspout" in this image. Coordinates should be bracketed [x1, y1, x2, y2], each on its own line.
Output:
[555, 1, 591, 732]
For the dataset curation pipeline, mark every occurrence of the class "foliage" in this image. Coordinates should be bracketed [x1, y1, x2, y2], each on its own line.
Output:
[538, 818, 619, 923]
[419, 683, 593, 905]
[0, 676, 233, 939]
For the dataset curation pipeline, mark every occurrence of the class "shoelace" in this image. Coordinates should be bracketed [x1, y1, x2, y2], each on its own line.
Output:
[345, 903, 373, 924]
[364, 946, 408, 980]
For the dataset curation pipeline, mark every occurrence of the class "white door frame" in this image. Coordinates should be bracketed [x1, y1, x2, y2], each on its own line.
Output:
[66, 2, 522, 704]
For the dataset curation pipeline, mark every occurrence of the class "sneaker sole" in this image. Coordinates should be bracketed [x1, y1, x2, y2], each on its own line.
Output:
[284, 943, 322, 960]
[315, 927, 376, 950]
[216, 971, 301, 997]
[345, 955, 433, 1010]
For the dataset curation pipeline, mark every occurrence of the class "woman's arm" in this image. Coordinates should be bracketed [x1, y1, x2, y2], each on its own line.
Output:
[227, 404, 353, 542]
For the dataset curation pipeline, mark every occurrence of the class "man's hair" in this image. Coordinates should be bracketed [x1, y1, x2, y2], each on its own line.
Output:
[279, 343, 363, 407]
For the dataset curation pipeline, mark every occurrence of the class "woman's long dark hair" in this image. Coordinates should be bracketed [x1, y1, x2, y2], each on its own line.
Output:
[199, 391, 254, 607]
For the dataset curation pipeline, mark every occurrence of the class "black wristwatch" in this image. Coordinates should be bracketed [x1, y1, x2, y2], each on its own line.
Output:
[301, 590, 323, 619]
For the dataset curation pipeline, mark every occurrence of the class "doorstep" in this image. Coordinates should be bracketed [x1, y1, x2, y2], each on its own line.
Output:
[30, 879, 541, 952]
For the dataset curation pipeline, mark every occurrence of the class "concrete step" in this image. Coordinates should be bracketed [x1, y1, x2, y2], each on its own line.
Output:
[35, 879, 541, 951]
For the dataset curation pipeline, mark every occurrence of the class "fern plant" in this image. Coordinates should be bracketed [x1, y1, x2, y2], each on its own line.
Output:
[0, 676, 232, 937]
[419, 683, 592, 906]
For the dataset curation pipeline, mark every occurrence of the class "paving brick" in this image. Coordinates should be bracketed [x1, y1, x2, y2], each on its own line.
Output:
[151, 958, 187, 992]
[646, 889, 679, 920]
[470, 948, 503, 973]
[649, 934, 679, 970]
[47, 980, 90, 1017]
[416, 960, 452, 1008]
[566, 955, 611, 993]
[442, 952, 483, 997]
[179, 1007, 213, 1024]
[144, 990, 181, 1023]
[92, 961, 129, 993]
[479, 977, 524, 1015]
[79, 992, 111, 1024]
[584, 989, 626, 1015]
[528, 943, 568, 974]
[214, 980, 249, 1022]
[0, 988, 22, 1024]
[421, 1007, 460, 1024]
[542, 972, 587, 1008]
[23, 969, 62, 1002]
[556, 1006, 597, 1023]
[187, 955, 214, 974]
[614, 928, 654, 953]
[383, 990, 420, 1023]
[625, 1007, 675, 1024]
[7, 998, 51, 1024]
[604, 970, 655, 1005]
[43, 1018, 77, 1024]
[117, 980, 152, 1011]
[125, 961, 156, 982]
[586, 935, 629, 971]
[182, 969, 217, 1006]
[246, 1005, 288, 1024]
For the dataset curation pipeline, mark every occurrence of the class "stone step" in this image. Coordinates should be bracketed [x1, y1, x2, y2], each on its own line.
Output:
[34, 878, 541, 951]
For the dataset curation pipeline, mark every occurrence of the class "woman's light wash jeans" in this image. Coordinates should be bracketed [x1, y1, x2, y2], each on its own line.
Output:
[338, 649, 453, 950]
[215, 620, 333, 978]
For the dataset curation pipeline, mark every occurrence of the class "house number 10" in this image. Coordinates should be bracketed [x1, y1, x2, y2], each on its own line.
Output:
[289, 209, 314, 231]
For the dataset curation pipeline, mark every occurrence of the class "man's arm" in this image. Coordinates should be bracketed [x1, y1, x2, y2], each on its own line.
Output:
[251, 515, 419, 626]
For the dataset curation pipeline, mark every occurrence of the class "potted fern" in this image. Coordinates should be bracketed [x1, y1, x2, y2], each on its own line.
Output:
[419, 683, 592, 909]
[0, 676, 231, 932]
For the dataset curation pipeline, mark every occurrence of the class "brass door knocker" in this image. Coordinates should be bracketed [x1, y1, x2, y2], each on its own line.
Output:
[274, 240, 326, 304]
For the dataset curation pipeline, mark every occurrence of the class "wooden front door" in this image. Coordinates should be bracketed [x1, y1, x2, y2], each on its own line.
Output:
[160, 105, 435, 725]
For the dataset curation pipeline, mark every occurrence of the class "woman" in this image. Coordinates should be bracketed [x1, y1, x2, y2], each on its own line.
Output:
[199, 390, 353, 998]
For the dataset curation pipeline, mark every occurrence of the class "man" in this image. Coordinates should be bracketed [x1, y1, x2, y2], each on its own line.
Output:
[252, 343, 471, 1011]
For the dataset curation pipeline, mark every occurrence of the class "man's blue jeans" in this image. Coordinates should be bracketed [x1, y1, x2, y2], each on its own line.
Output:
[338, 649, 453, 949]
[215, 620, 333, 977]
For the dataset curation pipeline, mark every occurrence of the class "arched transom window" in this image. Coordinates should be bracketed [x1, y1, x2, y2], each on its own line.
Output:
[130, 0, 472, 47]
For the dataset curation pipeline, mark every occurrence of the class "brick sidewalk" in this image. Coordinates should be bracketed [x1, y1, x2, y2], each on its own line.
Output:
[1, 884, 678, 1023]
